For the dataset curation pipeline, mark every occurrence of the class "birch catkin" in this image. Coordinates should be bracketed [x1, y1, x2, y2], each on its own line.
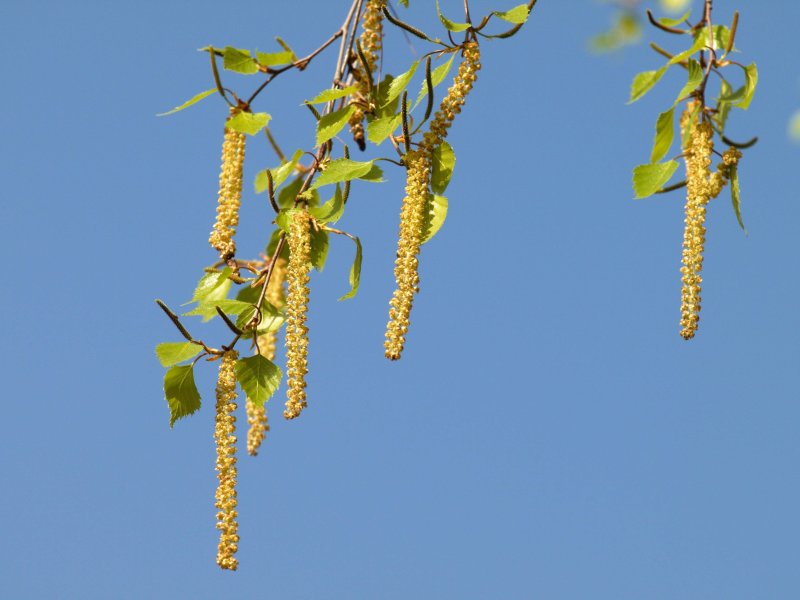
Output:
[384, 43, 481, 360]
[209, 126, 246, 260]
[349, 0, 385, 150]
[284, 213, 312, 419]
[214, 350, 239, 570]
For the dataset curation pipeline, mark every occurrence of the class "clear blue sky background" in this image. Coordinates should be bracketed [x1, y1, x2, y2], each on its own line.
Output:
[2, 1, 798, 598]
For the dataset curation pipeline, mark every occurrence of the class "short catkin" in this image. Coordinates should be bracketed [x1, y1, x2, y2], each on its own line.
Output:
[245, 257, 287, 455]
[384, 43, 481, 360]
[214, 349, 240, 570]
[209, 125, 246, 261]
[284, 212, 312, 419]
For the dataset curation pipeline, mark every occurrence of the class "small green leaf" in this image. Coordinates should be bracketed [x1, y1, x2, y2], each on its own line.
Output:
[155, 342, 202, 367]
[589, 13, 642, 53]
[157, 88, 216, 117]
[366, 114, 402, 145]
[164, 365, 201, 428]
[738, 63, 758, 110]
[235, 355, 282, 407]
[659, 9, 691, 28]
[414, 53, 456, 108]
[223, 46, 259, 74]
[265, 227, 289, 259]
[674, 58, 703, 104]
[255, 149, 304, 194]
[339, 235, 362, 300]
[275, 209, 297, 233]
[716, 79, 733, 132]
[308, 86, 358, 105]
[315, 105, 356, 146]
[628, 68, 666, 104]
[632, 161, 679, 199]
[190, 268, 232, 303]
[311, 158, 382, 189]
[256, 50, 294, 67]
[729, 163, 746, 233]
[309, 184, 345, 223]
[651, 108, 675, 164]
[436, 0, 470, 31]
[431, 141, 456, 194]
[492, 4, 530, 24]
[274, 36, 297, 61]
[227, 111, 271, 136]
[421, 194, 448, 244]
[310, 227, 329, 272]
[383, 60, 420, 107]
[374, 75, 399, 118]
[184, 299, 253, 318]
[696, 24, 731, 52]
[398, 0, 408, 6]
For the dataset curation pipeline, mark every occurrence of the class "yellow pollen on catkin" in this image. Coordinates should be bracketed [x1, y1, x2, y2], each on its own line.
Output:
[214, 350, 239, 571]
[384, 43, 481, 360]
[349, 0, 385, 150]
[246, 258, 286, 456]
[284, 213, 312, 419]
[209, 126, 246, 261]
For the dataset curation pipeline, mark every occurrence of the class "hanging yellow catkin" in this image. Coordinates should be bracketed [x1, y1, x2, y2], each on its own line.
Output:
[209, 124, 246, 261]
[349, 0, 385, 150]
[679, 118, 740, 340]
[246, 257, 287, 455]
[284, 213, 312, 419]
[214, 349, 239, 571]
[384, 43, 481, 360]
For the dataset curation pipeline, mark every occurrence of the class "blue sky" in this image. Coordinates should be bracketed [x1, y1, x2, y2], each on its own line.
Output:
[2, 1, 799, 598]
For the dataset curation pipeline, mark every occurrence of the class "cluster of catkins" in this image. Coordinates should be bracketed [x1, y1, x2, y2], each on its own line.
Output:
[385, 42, 481, 360]
[679, 104, 741, 340]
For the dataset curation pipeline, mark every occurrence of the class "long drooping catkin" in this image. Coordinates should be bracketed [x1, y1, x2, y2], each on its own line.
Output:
[284, 213, 312, 419]
[349, 0, 385, 150]
[246, 258, 286, 455]
[214, 350, 239, 571]
[679, 118, 740, 340]
[384, 43, 481, 360]
[209, 126, 246, 260]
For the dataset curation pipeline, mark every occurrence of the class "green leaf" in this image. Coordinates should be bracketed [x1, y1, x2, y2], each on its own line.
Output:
[366, 114, 402, 145]
[628, 68, 666, 104]
[421, 194, 448, 244]
[436, 0, 470, 31]
[589, 13, 642, 53]
[155, 342, 202, 367]
[274, 36, 297, 61]
[311, 158, 382, 189]
[308, 86, 358, 105]
[681, 101, 701, 149]
[413, 53, 456, 109]
[157, 88, 216, 117]
[256, 50, 294, 67]
[431, 141, 456, 194]
[716, 79, 733, 132]
[309, 184, 345, 223]
[310, 227, 329, 272]
[398, 0, 408, 6]
[227, 111, 271, 136]
[184, 298, 253, 319]
[492, 4, 530, 24]
[729, 163, 746, 233]
[696, 24, 731, 52]
[383, 60, 420, 107]
[254, 149, 304, 194]
[651, 108, 675, 164]
[235, 355, 282, 407]
[674, 58, 703, 104]
[374, 75, 400, 118]
[738, 63, 758, 110]
[237, 306, 285, 336]
[339, 235, 362, 300]
[275, 209, 296, 233]
[164, 365, 201, 428]
[315, 105, 356, 146]
[190, 268, 232, 303]
[223, 46, 258, 75]
[632, 161, 679, 199]
[659, 9, 690, 28]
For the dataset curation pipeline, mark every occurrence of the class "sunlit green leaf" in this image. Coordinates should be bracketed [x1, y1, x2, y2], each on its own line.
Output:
[367, 114, 402, 145]
[421, 194, 448, 244]
[164, 365, 201, 428]
[383, 60, 420, 107]
[155, 342, 202, 368]
[157, 88, 216, 117]
[729, 163, 746, 233]
[223, 46, 258, 74]
[227, 111, 271, 136]
[431, 141, 456, 194]
[659, 9, 690, 27]
[309, 184, 345, 223]
[632, 161, 679, 199]
[235, 355, 282, 407]
[674, 58, 703, 104]
[310, 227, 329, 272]
[491, 4, 530, 24]
[413, 53, 456, 109]
[256, 50, 294, 67]
[315, 105, 356, 146]
[436, 0, 470, 31]
[190, 268, 232, 304]
[651, 107, 675, 164]
[339, 235, 362, 300]
[311, 158, 382, 189]
[629, 68, 666, 104]
[374, 75, 400, 118]
[254, 149, 304, 193]
[308, 86, 358, 104]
